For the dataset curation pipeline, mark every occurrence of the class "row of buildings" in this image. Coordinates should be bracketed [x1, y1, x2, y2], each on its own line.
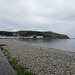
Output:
[19, 35, 43, 39]
[0, 35, 43, 39]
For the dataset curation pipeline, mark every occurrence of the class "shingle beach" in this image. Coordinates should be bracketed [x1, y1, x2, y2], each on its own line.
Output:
[0, 39, 75, 75]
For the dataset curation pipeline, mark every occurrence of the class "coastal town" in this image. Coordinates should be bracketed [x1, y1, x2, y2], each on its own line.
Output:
[0, 35, 43, 39]
[0, 31, 70, 39]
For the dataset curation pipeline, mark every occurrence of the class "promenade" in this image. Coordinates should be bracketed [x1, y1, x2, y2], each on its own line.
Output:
[0, 49, 18, 75]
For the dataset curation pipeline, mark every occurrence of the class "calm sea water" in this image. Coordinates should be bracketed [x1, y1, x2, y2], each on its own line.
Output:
[15, 39, 75, 52]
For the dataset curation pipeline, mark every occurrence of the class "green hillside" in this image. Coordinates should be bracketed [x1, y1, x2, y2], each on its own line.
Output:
[15, 31, 70, 39]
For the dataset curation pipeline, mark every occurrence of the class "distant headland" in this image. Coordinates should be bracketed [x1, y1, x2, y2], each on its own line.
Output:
[0, 31, 70, 39]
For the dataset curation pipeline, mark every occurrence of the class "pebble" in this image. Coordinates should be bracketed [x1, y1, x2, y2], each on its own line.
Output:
[0, 39, 75, 75]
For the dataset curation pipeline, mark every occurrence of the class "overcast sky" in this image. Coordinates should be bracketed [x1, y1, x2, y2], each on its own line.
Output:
[0, 0, 75, 38]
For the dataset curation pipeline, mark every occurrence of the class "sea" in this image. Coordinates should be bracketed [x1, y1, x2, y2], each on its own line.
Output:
[15, 38, 75, 52]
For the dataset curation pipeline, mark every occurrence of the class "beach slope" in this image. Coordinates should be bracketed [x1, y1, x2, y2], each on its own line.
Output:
[0, 39, 75, 75]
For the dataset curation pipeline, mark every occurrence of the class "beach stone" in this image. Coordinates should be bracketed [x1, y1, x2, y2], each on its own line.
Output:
[0, 39, 75, 75]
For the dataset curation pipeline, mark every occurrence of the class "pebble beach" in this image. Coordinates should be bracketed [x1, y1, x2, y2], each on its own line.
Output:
[0, 39, 75, 75]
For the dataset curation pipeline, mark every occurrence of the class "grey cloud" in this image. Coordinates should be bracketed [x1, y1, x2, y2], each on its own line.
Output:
[0, 0, 75, 38]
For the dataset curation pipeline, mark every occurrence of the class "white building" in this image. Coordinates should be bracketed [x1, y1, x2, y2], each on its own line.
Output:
[33, 35, 43, 39]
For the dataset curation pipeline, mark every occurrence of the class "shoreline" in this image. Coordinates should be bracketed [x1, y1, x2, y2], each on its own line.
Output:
[0, 39, 75, 75]
[14, 38, 75, 53]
